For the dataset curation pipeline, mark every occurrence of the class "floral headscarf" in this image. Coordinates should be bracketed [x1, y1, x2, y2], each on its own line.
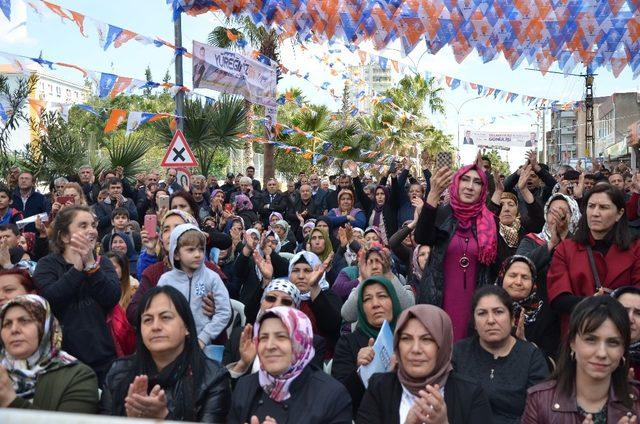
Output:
[449, 164, 497, 265]
[496, 255, 543, 326]
[254, 306, 315, 402]
[0, 295, 77, 399]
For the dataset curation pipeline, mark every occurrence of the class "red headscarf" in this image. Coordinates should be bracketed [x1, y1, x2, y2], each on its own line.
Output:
[449, 164, 497, 265]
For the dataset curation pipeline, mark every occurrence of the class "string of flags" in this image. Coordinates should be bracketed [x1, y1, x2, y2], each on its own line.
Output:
[245, 132, 404, 173]
[171, 0, 640, 78]
[23, 98, 179, 134]
[318, 42, 565, 107]
[0, 50, 214, 104]
[26, 0, 193, 58]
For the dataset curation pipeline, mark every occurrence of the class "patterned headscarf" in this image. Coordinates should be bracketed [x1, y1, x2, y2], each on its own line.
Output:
[262, 279, 302, 308]
[535, 193, 581, 243]
[496, 255, 543, 326]
[234, 194, 254, 212]
[254, 307, 315, 402]
[288, 251, 329, 301]
[395, 305, 453, 396]
[161, 209, 198, 226]
[498, 192, 522, 248]
[0, 295, 77, 399]
[411, 244, 429, 281]
[449, 164, 497, 265]
[269, 212, 283, 224]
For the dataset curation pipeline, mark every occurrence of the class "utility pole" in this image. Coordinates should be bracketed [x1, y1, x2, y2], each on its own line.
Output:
[174, 12, 184, 132]
[526, 67, 597, 165]
[585, 69, 595, 160]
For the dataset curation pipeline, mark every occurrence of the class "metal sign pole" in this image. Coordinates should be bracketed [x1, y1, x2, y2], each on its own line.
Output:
[174, 12, 184, 132]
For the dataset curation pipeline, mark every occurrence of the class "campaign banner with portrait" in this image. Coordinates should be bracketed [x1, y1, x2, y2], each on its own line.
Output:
[192, 40, 277, 109]
[461, 130, 538, 148]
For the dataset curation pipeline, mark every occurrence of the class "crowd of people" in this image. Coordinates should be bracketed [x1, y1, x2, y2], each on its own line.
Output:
[0, 150, 639, 423]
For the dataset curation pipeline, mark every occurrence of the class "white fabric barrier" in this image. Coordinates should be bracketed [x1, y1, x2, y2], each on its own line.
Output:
[0, 409, 184, 423]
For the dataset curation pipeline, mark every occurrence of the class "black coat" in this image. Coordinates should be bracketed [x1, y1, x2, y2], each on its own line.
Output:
[452, 337, 549, 424]
[414, 204, 495, 306]
[100, 355, 231, 422]
[256, 191, 288, 224]
[353, 176, 399, 241]
[356, 371, 493, 424]
[233, 249, 290, 307]
[228, 366, 352, 424]
[222, 325, 326, 371]
[33, 254, 121, 371]
[331, 328, 369, 415]
[515, 235, 562, 359]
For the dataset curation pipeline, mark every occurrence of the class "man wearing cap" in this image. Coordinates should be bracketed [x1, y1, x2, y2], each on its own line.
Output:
[220, 172, 236, 202]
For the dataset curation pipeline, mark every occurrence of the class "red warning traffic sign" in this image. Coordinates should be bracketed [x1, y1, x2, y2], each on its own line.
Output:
[161, 130, 198, 167]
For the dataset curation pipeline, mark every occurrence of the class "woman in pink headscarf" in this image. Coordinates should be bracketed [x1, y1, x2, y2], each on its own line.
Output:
[414, 158, 499, 341]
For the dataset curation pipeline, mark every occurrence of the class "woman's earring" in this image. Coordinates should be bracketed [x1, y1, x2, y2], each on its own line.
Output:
[570, 350, 575, 361]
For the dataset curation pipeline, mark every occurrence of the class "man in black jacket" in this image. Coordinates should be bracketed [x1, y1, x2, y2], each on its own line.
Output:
[287, 184, 321, 234]
[94, 178, 138, 239]
[324, 174, 361, 212]
[256, 178, 287, 226]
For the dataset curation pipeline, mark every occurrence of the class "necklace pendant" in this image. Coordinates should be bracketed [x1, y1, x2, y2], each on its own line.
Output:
[459, 255, 470, 269]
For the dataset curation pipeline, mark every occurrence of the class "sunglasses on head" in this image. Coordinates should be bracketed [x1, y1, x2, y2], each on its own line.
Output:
[264, 295, 294, 307]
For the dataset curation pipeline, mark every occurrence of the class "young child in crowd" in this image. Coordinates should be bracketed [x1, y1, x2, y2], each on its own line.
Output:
[157, 223, 231, 347]
[101, 207, 141, 253]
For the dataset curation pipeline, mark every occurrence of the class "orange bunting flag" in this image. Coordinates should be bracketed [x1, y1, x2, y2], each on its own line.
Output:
[341, 146, 352, 152]
[109, 77, 133, 98]
[56, 62, 88, 78]
[43, 1, 70, 20]
[28, 99, 46, 116]
[358, 50, 367, 64]
[226, 29, 238, 42]
[169, 118, 177, 131]
[69, 11, 87, 37]
[104, 109, 127, 133]
[114, 29, 138, 48]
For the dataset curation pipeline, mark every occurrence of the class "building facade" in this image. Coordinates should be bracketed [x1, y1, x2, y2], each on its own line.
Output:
[0, 64, 87, 151]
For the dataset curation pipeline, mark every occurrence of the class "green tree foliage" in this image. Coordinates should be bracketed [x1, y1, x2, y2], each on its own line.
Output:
[0, 73, 38, 162]
[156, 95, 247, 176]
[482, 149, 511, 176]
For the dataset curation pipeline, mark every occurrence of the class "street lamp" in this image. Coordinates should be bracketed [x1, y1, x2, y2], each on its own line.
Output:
[445, 96, 483, 161]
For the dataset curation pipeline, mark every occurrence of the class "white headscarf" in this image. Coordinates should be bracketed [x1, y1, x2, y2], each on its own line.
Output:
[288, 251, 329, 301]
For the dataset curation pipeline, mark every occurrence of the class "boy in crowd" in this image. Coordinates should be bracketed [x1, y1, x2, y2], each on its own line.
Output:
[0, 184, 22, 226]
[158, 223, 231, 348]
[100, 207, 141, 254]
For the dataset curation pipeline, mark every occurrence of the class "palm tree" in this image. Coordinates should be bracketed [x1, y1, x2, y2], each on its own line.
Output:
[156, 95, 247, 176]
[208, 17, 280, 180]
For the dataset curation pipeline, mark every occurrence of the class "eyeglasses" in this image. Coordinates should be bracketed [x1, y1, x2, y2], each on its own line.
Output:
[264, 295, 293, 306]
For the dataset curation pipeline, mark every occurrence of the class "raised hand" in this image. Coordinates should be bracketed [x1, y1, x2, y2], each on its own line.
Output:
[140, 229, 157, 252]
[338, 226, 349, 248]
[238, 324, 257, 368]
[357, 338, 376, 366]
[517, 165, 533, 192]
[254, 250, 274, 283]
[426, 167, 454, 208]
[0, 365, 17, 407]
[515, 310, 527, 341]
